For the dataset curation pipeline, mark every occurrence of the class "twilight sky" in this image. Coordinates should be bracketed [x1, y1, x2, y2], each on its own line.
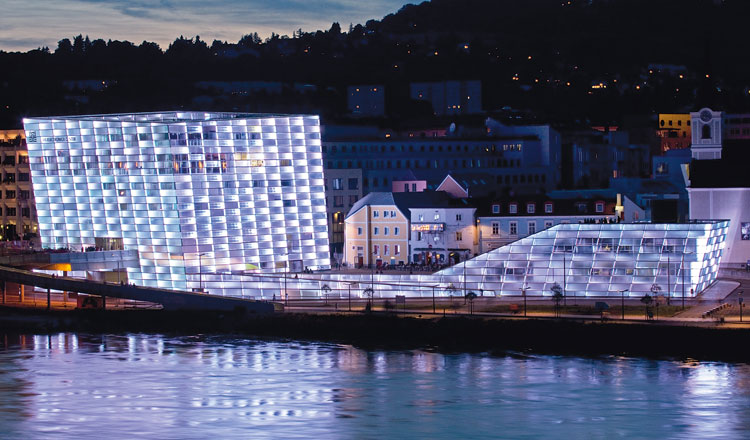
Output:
[0, 0, 410, 52]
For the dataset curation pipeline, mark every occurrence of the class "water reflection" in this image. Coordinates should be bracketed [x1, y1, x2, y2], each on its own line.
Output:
[1, 333, 750, 439]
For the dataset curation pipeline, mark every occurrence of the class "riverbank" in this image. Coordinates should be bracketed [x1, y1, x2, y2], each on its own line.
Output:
[2, 306, 750, 362]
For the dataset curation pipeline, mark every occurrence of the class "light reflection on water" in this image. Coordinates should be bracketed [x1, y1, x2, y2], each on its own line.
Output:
[1, 334, 750, 439]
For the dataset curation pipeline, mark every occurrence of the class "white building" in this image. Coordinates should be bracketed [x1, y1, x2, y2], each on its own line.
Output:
[409, 203, 477, 265]
[23, 111, 330, 297]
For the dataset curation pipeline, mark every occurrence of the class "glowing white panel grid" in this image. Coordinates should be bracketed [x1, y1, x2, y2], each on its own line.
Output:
[230, 221, 727, 300]
[23, 112, 329, 296]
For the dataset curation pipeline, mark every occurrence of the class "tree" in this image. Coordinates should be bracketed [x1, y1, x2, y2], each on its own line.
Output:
[640, 294, 654, 320]
[464, 291, 477, 314]
[321, 284, 331, 305]
[363, 287, 374, 311]
[551, 282, 563, 317]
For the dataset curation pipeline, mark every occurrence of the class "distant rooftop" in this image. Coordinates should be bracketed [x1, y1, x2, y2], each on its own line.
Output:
[24, 111, 317, 124]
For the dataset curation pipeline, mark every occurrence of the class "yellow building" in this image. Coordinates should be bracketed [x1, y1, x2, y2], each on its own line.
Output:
[658, 113, 691, 151]
[344, 192, 409, 267]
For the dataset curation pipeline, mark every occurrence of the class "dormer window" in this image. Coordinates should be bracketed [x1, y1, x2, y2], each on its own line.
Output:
[492, 204, 500, 214]
[527, 203, 535, 214]
[544, 202, 553, 213]
[509, 203, 518, 214]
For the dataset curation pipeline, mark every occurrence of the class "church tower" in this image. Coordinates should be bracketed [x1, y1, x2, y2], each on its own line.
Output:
[690, 108, 723, 159]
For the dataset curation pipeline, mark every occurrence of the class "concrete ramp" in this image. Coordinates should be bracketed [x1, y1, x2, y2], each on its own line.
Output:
[0, 265, 274, 313]
[699, 280, 740, 301]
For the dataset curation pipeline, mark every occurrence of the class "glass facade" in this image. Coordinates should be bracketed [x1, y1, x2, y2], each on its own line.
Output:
[23, 112, 330, 296]
[256, 222, 728, 300]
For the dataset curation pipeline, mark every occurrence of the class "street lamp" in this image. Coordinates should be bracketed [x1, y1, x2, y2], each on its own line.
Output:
[198, 252, 209, 291]
[520, 284, 529, 317]
[620, 289, 629, 320]
[681, 251, 692, 310]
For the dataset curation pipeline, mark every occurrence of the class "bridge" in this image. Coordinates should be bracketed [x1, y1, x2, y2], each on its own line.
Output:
[0, 258, 274, 313]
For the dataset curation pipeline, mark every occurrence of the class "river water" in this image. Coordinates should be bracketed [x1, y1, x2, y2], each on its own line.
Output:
[1, 333, 749, 439]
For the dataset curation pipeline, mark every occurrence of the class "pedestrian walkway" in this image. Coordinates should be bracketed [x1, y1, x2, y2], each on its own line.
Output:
[673, 279, 740, 319]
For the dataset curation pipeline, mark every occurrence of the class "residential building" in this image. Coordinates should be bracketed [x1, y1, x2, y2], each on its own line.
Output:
[325, 168, 362, 257]
[322, 122, 562, 194]
[476, 196, 621, 253]
[347, 85, 385, 117]
[0, 130, 37, 241]
[657, 113, 692, 152]
[410, 80, 482, 115]
[23, 112, 330, 297]
[343, 192, 409, 267]
[402, 192, 477, 264]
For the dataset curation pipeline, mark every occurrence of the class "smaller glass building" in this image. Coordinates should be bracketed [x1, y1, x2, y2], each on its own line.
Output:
[267, 221, 728, 300]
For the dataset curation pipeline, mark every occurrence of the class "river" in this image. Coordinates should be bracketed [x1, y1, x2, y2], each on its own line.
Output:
[1, 333, 749, 439]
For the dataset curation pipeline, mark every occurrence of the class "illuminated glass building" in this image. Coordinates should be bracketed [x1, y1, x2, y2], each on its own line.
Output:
[267, 221, 728, 300]
[23, 112, 330, 296]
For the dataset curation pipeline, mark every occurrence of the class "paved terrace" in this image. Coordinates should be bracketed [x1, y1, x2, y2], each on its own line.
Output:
[0, 265, 273, 313]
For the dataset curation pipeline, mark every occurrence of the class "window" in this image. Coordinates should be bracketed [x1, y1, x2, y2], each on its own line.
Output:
[510, 221, 518, 235]
[492, 222, 499, 235]
[22, 207, 30, 217]
[434, 213, 440, 220]
[373, 245, 379, 255]
[456, 214, 462, 221]
[19, 190, 29, 200]
[492, 204, 500, 214]
[357, 227, 363, 236]
[279, 159, 292, 166]
[433, 235, 440, 242]
[374, 227, 379, 235]
[509, 203, 517, 214]
[702, 124, 711, 139]
[6, 207, 16, 216]
[419, 214, 424, 221]
[390, 211, 396, 218]
[332, 178, 343, 190]
[333, 196, 344, 207]
[5, 191, 15, 199]
[394, 227, 400, 236]
[5, 174, 15, 183]
[545, 221, 553, 229]
[349, 195, 358, 205]
[412, 183, 417, 192]
[456, 231, 463, 241]
[527, 203, 535, 214]
[395, 245, 401, 255]
[528, 221, 536, 235]
[404, 183, 409, 192]
[348, 178, 359, 190]
[595, 202, 604, 213]
[384, 227, 389, 236]
[384, 245, 389, 256]
[545, 203, 553, 213]
[373, 210, 379, 218]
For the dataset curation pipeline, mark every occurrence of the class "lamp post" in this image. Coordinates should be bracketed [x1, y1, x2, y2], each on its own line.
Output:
[198, 252, 208, 292]
[681, 251, 692, 310]
[620, 289, 629, 320]
[520, 284, 529, 317]
[563, 252, 567, 306]
[432, 285, 436, 313]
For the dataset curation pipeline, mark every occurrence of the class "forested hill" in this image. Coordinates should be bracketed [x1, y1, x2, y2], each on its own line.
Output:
[1, 0, 748, 127]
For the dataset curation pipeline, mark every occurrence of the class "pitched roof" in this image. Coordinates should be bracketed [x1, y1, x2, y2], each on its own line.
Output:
[345, 192, 396, 219]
